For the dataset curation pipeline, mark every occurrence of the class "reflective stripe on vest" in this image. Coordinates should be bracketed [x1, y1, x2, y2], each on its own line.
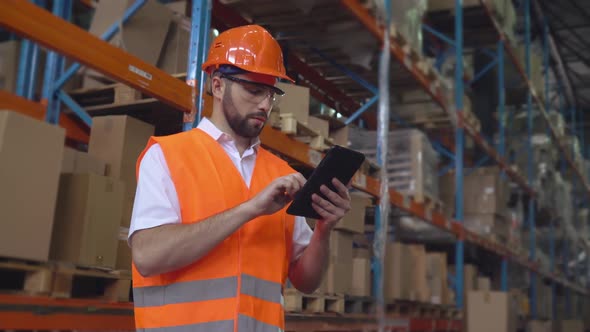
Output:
[137, 320, 234, 332]
[133, 274, 282, 307]
[136, 315, 279, 332]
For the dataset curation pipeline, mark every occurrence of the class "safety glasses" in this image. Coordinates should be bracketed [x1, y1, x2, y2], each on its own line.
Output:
[221, 74, 284, 107]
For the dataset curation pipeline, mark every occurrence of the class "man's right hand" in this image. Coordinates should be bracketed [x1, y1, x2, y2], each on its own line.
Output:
[248, 173, 306, 217]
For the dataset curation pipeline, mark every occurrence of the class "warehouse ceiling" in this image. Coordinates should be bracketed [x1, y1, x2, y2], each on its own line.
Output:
[538, 0, 590, 113]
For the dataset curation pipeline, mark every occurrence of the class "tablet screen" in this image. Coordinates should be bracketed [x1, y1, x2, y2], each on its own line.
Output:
[286, 146, 365, 219]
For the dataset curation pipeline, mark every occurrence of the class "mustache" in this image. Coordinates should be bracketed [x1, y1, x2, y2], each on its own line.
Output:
[247, 112, 268, 120]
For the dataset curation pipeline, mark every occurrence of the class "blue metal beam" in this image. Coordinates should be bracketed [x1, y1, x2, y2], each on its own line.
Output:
[498, 41, 506, 157]
[479, 47, 497, 59]
[344, 94, 379, 125]
[422, 24, 456, 48]
[438, 162, 455, 177]
[16, 39, 33, 98]
[465, 156, 490, 176]
[184, 0, 209, 131]
[57, 90, 92, 127]
[501, 259, 508, 291]
[194, 0, 212, 127]
[53, 0, 147, 92]
[25, 41, 40, 100]
[454, 0, 465, 310]
[432, 141, 456, 161]
[469, 58, 498, 85]
[42, 0, 67, 124]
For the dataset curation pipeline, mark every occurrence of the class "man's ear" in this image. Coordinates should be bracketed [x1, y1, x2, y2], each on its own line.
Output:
[210, 75, 224, 99]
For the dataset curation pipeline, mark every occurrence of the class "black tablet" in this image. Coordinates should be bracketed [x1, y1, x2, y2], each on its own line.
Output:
[286, 145, 366, 219]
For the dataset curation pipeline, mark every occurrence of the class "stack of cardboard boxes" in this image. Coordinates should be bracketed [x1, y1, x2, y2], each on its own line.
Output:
[0, 110, 154, 272]
[313, 192, 372, 295]
[440, 166, 515, 246]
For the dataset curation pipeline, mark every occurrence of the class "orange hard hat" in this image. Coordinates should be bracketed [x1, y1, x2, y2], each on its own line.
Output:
[202, 25, 294, 82]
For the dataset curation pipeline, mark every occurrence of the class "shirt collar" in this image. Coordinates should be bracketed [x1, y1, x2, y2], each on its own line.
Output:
[197, 117, 261, 150]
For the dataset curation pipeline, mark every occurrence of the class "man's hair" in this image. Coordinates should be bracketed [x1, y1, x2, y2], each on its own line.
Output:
[205, 65, 245, 95]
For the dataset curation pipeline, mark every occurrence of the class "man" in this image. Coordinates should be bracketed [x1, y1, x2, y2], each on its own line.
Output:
[129, 25, 351, 332]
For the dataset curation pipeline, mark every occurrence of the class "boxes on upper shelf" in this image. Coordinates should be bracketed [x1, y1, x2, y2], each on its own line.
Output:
[0, 111, 65, 262]
[349, 128, 439, 203]
[275, 82, 310, 125]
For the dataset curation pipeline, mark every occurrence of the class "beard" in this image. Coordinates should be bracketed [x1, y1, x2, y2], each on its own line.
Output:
[222, 87, 267, 138]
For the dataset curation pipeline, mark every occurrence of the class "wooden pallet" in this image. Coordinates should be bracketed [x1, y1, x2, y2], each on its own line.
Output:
[0, 258, 131, 302]
[400, 191, 443, 212]
[284, 290, 345, 313]
[385, 300, 458, 319]
[69, 73, 187, 109]
[344, 295, 374, 314]
[272, 113, 333, 151]
[69, 84, 145, 108]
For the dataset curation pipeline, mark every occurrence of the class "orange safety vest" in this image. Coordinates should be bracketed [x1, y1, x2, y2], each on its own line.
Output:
[132, 128, 297, 332]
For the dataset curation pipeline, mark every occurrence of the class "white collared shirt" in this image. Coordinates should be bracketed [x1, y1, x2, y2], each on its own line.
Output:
[128, 118, 313, 262]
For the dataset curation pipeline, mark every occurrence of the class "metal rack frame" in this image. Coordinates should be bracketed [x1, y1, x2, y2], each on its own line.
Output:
[0, 0, 588, 329]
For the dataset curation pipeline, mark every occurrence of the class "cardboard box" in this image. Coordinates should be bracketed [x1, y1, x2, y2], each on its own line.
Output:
[464, 213, 509, 242]
[0, 41, 19, 93]
[335, 192, 371, 234]
[450, 264, 478, 303]
[407, 244, 429, 302]
[330, 231, 353, 263]
[477, 277, 491, 291]
[351, 257, 371, 296]
[275, 82, 310, 125]
[88, 115, 154, 227]
[463, 264, 478, 292]
[62, 147, 77, 173]
[330, 125, 349, 147]
[464, 167, 509, 216]
[427, 252, 449, 304]
[307, 116, 329, 138]
[51, 174, 124, 268]
[560, 320, 583, 332]
[75, 151, 107, 176]
[466, 291, 510, 332]
[0, 111, 65, 261]
[385, 242, 407, 300]
[62, 148, 106, 175]
[317, 258, 352, 294]
[354, 248, 371, 259]
[116, 239, 132, 271]
[439, 173, 455, 218]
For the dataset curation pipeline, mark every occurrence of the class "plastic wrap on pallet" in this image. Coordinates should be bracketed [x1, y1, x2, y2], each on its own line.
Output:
[506, 134, 557, 183]
[394, 215, 455, 243]
[369, 0, 427, 56]
[349, 128, 440, 200]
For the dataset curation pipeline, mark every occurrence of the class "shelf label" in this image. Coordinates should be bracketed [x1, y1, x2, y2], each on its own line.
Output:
[129, 65, 153, 81]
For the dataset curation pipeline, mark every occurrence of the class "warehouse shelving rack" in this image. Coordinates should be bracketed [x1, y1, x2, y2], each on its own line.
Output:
[0, 0, 588, 330]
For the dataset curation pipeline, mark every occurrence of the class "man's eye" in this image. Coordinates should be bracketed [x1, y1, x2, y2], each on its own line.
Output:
[247, 88, 265, 96]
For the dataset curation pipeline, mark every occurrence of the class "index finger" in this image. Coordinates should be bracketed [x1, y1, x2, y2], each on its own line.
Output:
[292, 172, 307, 187]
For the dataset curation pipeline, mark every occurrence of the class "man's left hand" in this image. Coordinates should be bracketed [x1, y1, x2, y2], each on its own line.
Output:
[311, 178, 351, 230]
